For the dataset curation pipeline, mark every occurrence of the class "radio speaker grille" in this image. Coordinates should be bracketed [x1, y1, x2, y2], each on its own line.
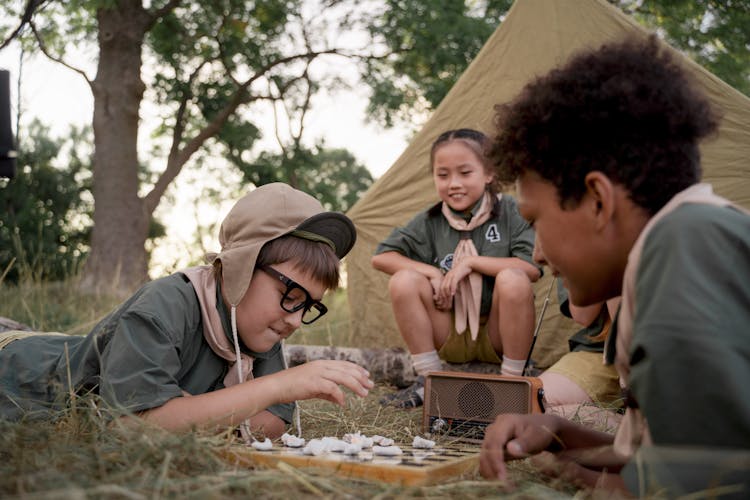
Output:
[423, 371, 543, 442]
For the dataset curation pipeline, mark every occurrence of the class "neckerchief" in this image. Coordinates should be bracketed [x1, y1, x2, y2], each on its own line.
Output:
[441, 191, 496, 340]
[182, 266, 254, 387]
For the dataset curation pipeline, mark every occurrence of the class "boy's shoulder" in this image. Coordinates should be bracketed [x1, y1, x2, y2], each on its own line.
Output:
[128, 272, 202, 314]
[640, 202, 750, 279]
[650, 202, 749, 240]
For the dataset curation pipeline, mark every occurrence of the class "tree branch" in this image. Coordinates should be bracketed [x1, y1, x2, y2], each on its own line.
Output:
[269, 80, 287, 157]
[29, 20, 92, 89]
[167, 61, 207, 165]
[0, 0, 51, 50]
[216, 16, 242, 87]
[145, 0, 182, 31]
[143, 48, 340, 213]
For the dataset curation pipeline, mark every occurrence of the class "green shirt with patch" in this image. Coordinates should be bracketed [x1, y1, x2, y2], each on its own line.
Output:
[375, 195, 539, 316]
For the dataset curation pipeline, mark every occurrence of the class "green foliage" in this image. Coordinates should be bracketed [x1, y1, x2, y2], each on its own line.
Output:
[362, 0, 514, 127]
[612, 0, 750, 97]
[0, 120, 92, 284]
[1, 0, 98, 55]
[236, 143, 373, 212]
[145, 0, 302, 144]
[364, 0, 749, 128]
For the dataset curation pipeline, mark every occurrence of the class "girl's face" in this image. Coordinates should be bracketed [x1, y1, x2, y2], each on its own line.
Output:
[234, 260, 327, 353]
[432, 141, 494, 213]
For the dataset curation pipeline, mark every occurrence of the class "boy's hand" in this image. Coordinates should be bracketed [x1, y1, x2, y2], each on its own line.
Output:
[274, 360, 374, 406]
[479, 414, 562, 480]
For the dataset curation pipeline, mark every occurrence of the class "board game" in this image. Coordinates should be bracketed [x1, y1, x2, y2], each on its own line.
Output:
[222, 441, 480, 486]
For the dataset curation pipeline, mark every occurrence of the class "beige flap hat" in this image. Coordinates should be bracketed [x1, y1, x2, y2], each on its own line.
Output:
[206, 183, 356, 306]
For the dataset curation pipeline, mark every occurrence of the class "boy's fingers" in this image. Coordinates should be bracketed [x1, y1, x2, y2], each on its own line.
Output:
[324, 363, 373, 397]
[480, 439, 508, 479]
[504, 439, 528, 458]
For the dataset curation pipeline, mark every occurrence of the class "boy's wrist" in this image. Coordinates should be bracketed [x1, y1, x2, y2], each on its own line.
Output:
[251, 372, 284, 408]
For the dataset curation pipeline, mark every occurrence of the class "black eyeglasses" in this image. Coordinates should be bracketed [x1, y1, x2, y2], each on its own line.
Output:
[261, 266, 328, 324]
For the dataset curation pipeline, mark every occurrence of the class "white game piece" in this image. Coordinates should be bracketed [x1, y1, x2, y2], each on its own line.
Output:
[343, 442, 362, 455]
[251, 438, 273, 451]
[344, 432, 374, 449]
[321, 436, 347, 452]
[302, 439, 326, 456]
[371, 435, 395, 446]
[412, 436, 436, 449]
[342, 431, 359, 443]
[372, 445, 403, 456]
[281, 433, 306, 448]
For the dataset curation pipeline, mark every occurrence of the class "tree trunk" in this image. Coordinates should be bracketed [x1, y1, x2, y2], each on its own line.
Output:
[80, 1, 152, 294]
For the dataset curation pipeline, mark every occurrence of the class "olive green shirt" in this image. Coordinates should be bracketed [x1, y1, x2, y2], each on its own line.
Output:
[375, 195, 539, 316]
[0, 273, 293, 422]
[625, 203, 750, 448]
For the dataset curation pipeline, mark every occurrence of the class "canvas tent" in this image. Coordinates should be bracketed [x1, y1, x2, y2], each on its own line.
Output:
[345, 0, 750, 366]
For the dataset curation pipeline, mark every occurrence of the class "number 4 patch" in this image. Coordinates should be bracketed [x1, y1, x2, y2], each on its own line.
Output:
[485, 223, 501, 242]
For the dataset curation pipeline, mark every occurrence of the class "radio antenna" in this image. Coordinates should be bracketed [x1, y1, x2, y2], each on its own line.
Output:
[523, 276, 556, 376]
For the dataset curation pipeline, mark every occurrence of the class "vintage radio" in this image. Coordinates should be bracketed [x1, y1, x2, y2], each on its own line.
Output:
[423, 371, 544, 443]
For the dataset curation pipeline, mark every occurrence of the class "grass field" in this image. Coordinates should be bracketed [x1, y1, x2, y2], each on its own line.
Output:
[0, 278, 587, 499]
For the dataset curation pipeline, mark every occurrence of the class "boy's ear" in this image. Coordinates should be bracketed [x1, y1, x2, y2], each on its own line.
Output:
[584, 171, 615, 231]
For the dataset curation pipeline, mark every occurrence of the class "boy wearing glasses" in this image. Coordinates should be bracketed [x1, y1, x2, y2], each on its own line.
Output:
[0, 183, 373, 439]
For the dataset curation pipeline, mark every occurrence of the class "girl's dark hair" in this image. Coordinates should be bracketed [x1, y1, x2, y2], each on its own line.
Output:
[430, 128, 499, 195]
[489, 35, 720, 215]
[213, 235, 340, 290]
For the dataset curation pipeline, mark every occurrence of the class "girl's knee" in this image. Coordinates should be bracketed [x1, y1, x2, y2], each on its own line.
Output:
[389, 269, 429, 297]
[494, 268, 532, 294]
[493, 269, 534, 308]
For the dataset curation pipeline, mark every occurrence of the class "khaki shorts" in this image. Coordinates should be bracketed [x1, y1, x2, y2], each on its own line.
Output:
[545, 350, 622, 406]
[0, 330, 67, 351]
[438, 317, 502, 364]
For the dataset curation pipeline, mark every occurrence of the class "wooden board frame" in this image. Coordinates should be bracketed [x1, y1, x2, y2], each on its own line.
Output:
[221, 442, 479, 486]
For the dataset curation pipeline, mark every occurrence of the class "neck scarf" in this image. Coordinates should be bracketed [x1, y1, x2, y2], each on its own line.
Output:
[441, 191, 496, 340]
[182, 266, 255, 387]
[612, 183, 749, 457]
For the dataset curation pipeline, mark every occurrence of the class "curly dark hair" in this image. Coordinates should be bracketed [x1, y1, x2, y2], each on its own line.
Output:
[489, 35, 720, 215]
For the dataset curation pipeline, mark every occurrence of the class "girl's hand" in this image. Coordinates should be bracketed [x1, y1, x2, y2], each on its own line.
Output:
[438, 261, 473, 303]
[271, 360, 374, 406]
[429, 273, 451, 311]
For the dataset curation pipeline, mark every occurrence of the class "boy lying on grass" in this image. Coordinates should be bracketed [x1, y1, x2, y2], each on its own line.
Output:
[0, 183, 373, 439]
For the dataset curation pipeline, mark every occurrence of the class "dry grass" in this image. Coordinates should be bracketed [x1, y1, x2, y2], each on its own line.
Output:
[0, 279, 586, 498]
[0, 386, 580, 499]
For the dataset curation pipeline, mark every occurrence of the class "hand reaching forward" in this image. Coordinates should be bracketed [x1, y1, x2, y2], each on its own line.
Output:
[480, 413, 565, 480]
[272, 360, 374, 406]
